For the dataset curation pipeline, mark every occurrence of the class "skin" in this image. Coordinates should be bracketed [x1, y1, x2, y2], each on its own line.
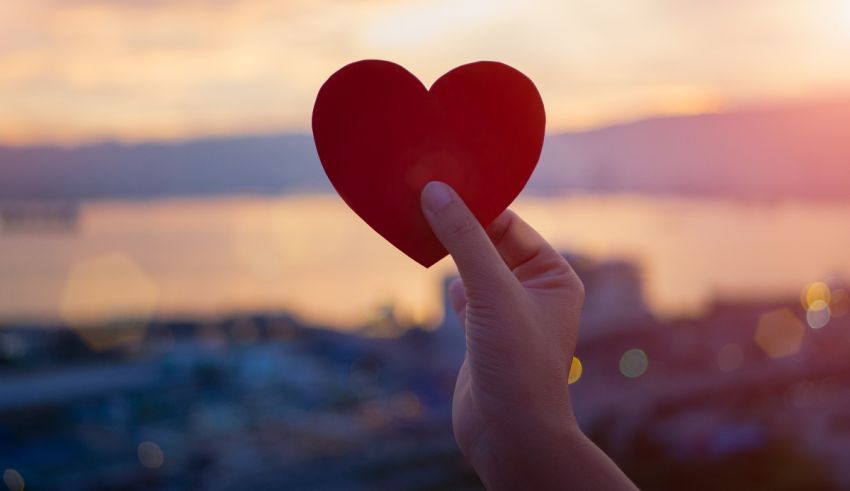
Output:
[421, 181, 638, 491]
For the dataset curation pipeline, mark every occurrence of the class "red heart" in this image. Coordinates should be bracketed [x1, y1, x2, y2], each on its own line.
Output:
[312, 60, 545, 267]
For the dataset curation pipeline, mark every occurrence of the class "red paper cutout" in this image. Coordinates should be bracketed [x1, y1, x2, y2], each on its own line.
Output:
[312, 60, 545, 267]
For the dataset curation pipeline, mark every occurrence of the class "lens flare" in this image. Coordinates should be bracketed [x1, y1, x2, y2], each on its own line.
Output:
[807, 302, 831, 329]
[60, 253, 158, 326]
[2, 469, 24, 491]
[619, 349, 648, 378]
[568, 356, 583, 385]
[755, 309, 805, 358]
[391, 391, 423, 419]
[138, 441, 164, 469]
[801, 281, 831, 311]
[59, 253, 158, 351]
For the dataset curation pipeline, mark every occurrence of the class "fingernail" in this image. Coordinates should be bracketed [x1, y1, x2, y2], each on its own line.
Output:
[422, 181, 453, 213]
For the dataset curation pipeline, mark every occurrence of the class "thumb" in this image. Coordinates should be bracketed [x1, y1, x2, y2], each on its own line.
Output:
[420, 181, 514, 294]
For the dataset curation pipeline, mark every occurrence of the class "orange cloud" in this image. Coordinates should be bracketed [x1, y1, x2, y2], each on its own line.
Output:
[1, 0, 849, 145]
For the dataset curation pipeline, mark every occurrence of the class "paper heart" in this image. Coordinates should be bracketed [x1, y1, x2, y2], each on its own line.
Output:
[312, 60, 545, 267]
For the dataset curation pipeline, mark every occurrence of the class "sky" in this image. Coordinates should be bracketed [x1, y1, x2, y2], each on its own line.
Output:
[1, 0, 850, 145]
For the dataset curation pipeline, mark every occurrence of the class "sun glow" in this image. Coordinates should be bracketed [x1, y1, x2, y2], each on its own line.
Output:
[2, 1, 850, 145]
[843, 0, 850, 30]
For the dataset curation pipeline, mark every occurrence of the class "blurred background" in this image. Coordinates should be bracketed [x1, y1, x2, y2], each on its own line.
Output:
[2, 1, 850, 489]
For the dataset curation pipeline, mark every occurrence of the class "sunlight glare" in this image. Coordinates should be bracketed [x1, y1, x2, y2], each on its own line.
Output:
[363, 0, 520, 55]
[843, 0, 850, 29]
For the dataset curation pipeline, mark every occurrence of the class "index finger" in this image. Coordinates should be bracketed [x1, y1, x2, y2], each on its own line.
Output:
[485, 209, 576, 281]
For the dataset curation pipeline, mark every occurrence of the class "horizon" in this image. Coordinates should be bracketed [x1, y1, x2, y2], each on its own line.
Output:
[4, 93, 850, 204]
[2, 91, 850, 149]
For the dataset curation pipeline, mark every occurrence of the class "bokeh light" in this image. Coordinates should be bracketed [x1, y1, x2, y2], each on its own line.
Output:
[619, 349, 648, 378]
[806, 300, 831, 329]
[801, 281, 831, 311]
[802, 281, 833, 329]
[137, 441, 164, 469]
[2, 469, 24, 491]
[390, 391, 423, 420]
[754, 308, 805, 358]
[60, 253, 158, 351]
[568, 356, 583, 385]
[717, 343, 744, 372]
[359, 400, 391, 430]
[60, 253, 159, 323]
[0, 1, 850, 490]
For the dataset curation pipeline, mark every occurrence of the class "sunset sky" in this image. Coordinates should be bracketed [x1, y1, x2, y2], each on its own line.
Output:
[2, 0, 850, 145]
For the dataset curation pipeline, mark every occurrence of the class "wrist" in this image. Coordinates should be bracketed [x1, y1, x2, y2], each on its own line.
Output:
[471, 416, 583, 490]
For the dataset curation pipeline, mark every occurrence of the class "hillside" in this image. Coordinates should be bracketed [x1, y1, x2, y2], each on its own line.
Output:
[2, 98, 849, 201]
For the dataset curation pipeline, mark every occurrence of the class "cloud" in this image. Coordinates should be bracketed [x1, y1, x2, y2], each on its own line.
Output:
[0, 0, 849, 144]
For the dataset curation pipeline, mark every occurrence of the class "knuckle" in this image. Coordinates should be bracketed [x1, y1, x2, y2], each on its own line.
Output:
[553, 258, 585, 298]
[555, 274, 586, 305]
[555, 265, 585, 300]
[524, 256, 585, 300]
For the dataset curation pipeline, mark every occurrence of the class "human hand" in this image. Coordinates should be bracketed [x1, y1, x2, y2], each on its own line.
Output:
[420, 181, 636, 490]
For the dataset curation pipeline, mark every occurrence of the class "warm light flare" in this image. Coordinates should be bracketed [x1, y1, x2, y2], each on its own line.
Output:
[755, 309, 805, 359]
[568, 356, 583, 385]
[60, 253, 159, 326]
[802, 282, 831, 311]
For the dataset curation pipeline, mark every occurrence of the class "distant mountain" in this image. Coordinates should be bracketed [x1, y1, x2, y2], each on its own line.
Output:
[530, 97, 850, 200]
[0, 135, 331, 201]
[2, 98, 849, 202]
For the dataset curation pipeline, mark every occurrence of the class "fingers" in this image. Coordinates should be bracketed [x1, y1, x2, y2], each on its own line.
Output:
[485, 209, 580, 288]
[448, 277, 467, 325]
[421, 181, 514, 294]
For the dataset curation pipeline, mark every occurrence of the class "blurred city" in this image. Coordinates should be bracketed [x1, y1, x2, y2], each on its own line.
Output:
[1, 243, 849, 490]
[4, 1, 850, 490]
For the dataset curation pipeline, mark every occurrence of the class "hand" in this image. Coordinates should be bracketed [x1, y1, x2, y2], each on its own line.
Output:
[420, 181, 636, 491]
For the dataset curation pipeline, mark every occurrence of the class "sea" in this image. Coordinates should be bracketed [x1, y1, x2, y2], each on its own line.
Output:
[2, 194, 849, 330]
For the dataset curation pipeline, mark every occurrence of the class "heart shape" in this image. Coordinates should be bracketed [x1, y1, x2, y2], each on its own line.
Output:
[312, 60, 545, 267]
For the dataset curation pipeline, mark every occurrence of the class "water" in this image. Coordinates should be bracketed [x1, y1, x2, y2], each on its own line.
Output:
[2, 194, 849, 329]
